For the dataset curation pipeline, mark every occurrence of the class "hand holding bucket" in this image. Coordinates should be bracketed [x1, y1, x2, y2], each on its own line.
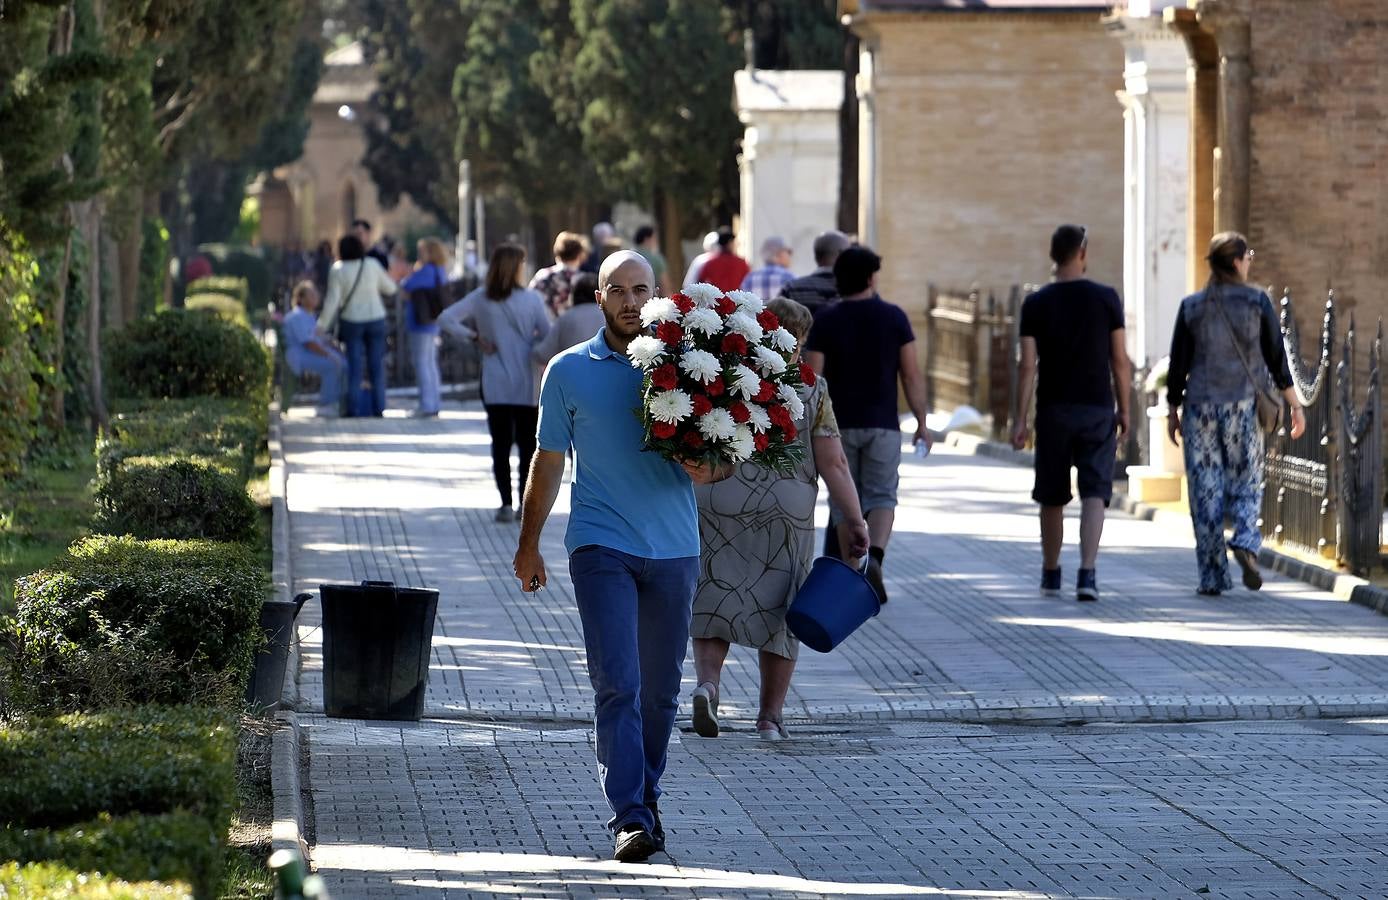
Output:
[785, 555, 883, 653]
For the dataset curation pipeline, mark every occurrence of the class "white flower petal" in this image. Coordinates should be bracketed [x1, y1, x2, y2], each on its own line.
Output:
[683, 283, 722, 307]
[727, 290, 765, 314]
[648, 389, 693, 424]
[678, 349, 721, 384]
[729, 425, 755, 462]
[768, 327, 797, 353]
[746, 404, 772, 434]
[639, 297, 680, 327]
[730, 364, 762, 400]
[777, 383, 805, 420]
[753, 345, 788, 375]
[725, 311, 764, 343]
[682, 307, 723, 336]
[627, 335, 667, 369]
[697, 408, 738, 441]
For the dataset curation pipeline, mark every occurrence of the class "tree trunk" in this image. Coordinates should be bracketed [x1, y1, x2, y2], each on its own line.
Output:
[117, 196, 143, 326]
[656, 188, 684, 284]
[837, 26, 860, 236]
[47, 219, 73, 432]
[79, 199, 108, 430]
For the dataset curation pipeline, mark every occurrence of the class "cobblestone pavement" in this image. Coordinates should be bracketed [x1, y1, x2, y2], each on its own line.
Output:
[283, 403, 1388, 897]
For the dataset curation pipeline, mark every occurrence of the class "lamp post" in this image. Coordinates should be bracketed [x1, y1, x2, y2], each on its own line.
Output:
[456, 159, 470, 275]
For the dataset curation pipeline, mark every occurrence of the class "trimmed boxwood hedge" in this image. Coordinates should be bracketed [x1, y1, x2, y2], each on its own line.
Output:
[4, 536, 266, 712]
[107, 396, 268, 448]
[93, 456, 259, 543]
[183, 294, 249, 329]
[107, 310, 269, 406]
[0, 861, 189, 899]
[0, 813, 220, 900]
[0, 706, 236, 830]
[185, 275, 248, 306]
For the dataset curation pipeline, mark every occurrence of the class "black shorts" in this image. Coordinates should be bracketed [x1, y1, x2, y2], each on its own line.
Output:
[1032, 403, 1117, 507]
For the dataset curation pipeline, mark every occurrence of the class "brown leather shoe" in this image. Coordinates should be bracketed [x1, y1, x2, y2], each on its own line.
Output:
[1232, 546, 1262, 591]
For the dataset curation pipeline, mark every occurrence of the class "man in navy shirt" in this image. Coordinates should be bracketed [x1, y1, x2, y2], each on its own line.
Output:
[1011, 225, 1131, 602]
[513, 251, 730, 863]
[804, 246, 930, 604]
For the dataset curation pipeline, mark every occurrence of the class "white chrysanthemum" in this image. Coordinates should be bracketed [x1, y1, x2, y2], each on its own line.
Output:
[697, 408, 737, 441]
[682, 307, 723, 336]
[683, 283, 722, 307]
[745, 403, 772, 434]
[639, 297, 680, 327]
[730, 364, 762, 400]
[627, 335, 666, 369]
[753, 345, 788, 376]
[768, 327, 797, 353]
[729, 425, 755, 462]
[726, 290, 765, 314]
[648, 389, 693, 424]
[679, 349, 721, 384]
[777, 383, 805, 420]
[725, 311, 764, 343]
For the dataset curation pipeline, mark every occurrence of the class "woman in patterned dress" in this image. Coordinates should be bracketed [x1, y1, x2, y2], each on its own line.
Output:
[689, 298, 872, 741]
[1165, 232, 1305, 595]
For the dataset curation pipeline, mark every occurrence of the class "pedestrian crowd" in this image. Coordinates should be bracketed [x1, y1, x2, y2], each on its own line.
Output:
[282, 215, 1295, 864]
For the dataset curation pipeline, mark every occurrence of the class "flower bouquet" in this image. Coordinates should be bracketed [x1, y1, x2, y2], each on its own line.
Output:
[626, 283, 812, 476]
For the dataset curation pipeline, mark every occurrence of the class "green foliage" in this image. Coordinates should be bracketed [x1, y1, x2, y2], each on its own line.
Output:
[98, 400, 261, 485]
[0, 861, 189, 899]
[107, 396, 268, 446]
[746, 0, 842, 69]
[0, 228, 42, 477]
[186, 276, 249, 307]
[0, 448, 95, 619]
[231, 197, 260, 247]
[183, 294, 250, 328]
[93, 456, 259, 544]
[0, 705, 236, 830]
[5, 535, 266, 712]
[139, 215, 170, 318]
[107, 309, 270, 405]
[0, 813, 220, 900]
[195, 244, 270, 310]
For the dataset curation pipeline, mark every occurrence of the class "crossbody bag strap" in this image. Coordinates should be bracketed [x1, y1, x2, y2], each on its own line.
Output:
[326, 260, 368, 335]
[1208, 284, 1271, 397]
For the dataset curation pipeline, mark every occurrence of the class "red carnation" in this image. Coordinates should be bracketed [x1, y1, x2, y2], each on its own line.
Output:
[706, 377, 726, 397]
[720, 333, 748, 356]
[782, 422, 798, 442]
[692, 394, 713, 417]
[716, 296, 737, 316]
[754, 432, 770, 452]
[730, 402, 751, 424]
[651, 364, 678, 391]
[652, 421, 677, 440]
[768, 403, 793, 429]
[682, 431, 705, 448]
[754, 380, 776, 403]
[656, 322, 684, 345]
[799, 362, 816, 386]
[672, 293, 695, 313]
[757, 309, 780, 331]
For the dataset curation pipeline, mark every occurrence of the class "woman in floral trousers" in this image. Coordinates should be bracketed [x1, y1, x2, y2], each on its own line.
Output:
[1164, 233, 1305, 595]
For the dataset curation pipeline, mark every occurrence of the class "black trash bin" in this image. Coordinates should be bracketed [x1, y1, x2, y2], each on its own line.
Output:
[320, 580, 439, 720]
[245, 592, 311, 713]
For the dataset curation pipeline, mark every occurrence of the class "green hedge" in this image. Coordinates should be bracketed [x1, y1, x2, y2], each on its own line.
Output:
[0, 861, 189, 899]
[5, 536, 266, 712]
[0, 813, 220, 900]
[0, 706, 236, 830]
[0, 228, 41, 478]
[93, 457, 258, 543]
[107, 310, 269, 406]
[182, 294, 248, 329]
[108, 396, 268, 444]
[196, 244, 269, 310]
[185, 276, 248, 307]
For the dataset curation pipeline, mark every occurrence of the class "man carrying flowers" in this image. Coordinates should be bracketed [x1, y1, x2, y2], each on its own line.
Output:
[512, 251, 730, 863]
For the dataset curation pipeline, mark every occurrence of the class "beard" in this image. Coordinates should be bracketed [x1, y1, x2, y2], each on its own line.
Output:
[603, 304, 642, 341]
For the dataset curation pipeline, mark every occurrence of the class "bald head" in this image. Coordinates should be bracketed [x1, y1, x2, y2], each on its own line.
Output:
[598, 249, 654, 290]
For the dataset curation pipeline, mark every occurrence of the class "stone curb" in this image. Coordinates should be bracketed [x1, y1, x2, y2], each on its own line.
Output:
[267, 403, 308, 861]
[940, 427, 1388, 619]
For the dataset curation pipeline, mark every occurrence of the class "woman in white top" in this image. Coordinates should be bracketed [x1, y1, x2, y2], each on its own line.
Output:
[439, 243, 550, 521]
[320, 234, 398, 417]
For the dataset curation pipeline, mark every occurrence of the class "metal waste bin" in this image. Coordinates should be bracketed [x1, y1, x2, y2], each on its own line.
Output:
[320, 580, 439, 720]
[245, 592, 310, 713]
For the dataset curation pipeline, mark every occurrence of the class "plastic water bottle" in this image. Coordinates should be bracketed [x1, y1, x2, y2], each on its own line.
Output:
[914, 439, 930, 459]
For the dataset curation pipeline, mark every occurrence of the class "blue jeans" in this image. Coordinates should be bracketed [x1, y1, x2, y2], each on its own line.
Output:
[287, 347, 346, 408]
[409, 330, 441, 413]
[339, 318, 388, 417]
[568, 546, 698, 833]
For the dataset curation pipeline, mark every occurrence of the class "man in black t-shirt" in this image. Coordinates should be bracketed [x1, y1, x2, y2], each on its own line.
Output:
[1011, 225, 1131, 602]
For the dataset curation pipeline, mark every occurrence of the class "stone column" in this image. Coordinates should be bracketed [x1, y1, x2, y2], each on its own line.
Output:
[854, 36, 880, 248]
[1108, 12, 1191, 368]
[1165, 6, 1220, 291]
[1198, 0, 1252, 235]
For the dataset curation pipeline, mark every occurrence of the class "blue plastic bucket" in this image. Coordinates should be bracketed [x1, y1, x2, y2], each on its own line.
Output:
[786, 556, 882, 653]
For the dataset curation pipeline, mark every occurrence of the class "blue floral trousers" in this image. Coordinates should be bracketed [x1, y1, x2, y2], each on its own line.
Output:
[1181, 399, 1263, 592]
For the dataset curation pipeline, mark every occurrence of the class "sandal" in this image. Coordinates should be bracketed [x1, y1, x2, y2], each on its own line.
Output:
[691, 682, 719, 738]
[756, 719, 788, 742]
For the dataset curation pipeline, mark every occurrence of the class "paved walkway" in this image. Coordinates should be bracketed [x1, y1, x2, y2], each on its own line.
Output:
[283, 400, 1388, 898]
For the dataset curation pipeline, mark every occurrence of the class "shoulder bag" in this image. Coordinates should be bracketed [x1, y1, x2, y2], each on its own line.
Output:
[412, 266, 447, 325]
[325, 260, 367, 339]
[1209, 285, 1284, 435]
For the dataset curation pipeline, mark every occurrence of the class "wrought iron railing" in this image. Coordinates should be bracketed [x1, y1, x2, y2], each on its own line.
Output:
[1337, 315, 1383, 575]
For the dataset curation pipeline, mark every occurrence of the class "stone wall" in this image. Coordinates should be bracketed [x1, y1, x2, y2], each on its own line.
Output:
[859, 12, 1125, 323]
[1248, 1, 1388, 338]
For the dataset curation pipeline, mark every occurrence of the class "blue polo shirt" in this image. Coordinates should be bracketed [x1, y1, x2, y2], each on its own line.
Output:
[537, 328, 699, 559]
